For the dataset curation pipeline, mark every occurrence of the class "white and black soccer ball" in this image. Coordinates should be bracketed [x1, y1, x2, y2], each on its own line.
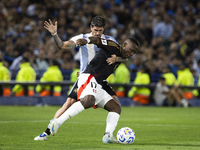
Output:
[117, 127, 135, 144]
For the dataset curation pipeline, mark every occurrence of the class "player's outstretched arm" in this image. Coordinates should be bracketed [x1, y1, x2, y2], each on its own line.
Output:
[44, 19, 76, 50]
[106, 55, 128, 65]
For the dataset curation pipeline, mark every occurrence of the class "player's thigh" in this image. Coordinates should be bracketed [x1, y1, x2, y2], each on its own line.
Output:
[96, 87, 114, 108]
[101, 81, 121, 106]
[78, 74, 97, 96]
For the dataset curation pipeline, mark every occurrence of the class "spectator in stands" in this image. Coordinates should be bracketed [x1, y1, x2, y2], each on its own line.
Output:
[154, 77, 188, 107]
[169, 57, 182, 77]
[9, 50, 33, 71]
[0, 58, 11, 96]
[128, 66, 151, 105]
[162, 66, 177, 86]
[192, 44, 200, 62]
[193, 59, 200, 76]
[129, 53, 141, 73]
[68, 61, 80, 95]
[168, 42, 179, 59]
[36, 59, 63, 97]
[153, 14, 174, 40]
[4, 44, 17, 65]
[177, 63, 194, 99]
[162, 66, 190, 105]
[11, 57, 36, 96]
[107, 61, 130, 97]
[178, 38, 189, 60]
[35, 48, 49, 70]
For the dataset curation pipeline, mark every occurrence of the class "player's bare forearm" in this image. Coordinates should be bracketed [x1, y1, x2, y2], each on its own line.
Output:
[115, 57, 128, 63]
[54, 36, 76, 50]
[106, 54, 128, 65]
[63, 41, 76, 50]
[53, 34, 64, 49]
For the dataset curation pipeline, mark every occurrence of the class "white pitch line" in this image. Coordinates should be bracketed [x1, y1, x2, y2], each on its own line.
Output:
[0, 120, 198, 128]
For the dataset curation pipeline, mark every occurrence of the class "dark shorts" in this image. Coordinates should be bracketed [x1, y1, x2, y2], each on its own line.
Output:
[162, 98, 171, 106]
[162, 98, 176, 106]
[68, 79, 116, 100]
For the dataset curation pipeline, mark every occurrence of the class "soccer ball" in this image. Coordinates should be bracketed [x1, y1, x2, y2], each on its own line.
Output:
[117, 127, 135, 144]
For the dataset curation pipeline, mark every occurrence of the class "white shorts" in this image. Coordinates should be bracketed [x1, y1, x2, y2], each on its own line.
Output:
[77, 73, 113, 108]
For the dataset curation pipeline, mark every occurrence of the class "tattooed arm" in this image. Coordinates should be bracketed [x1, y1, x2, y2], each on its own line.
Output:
[106, 55, 128, 65]
[44, 19, 76, 50]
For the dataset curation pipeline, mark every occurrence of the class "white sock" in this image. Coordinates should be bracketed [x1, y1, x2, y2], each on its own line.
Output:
[47, 122, 51, 129]
[181, 99, 188, 107]
[56, 101, 85, 125]
[105, 112, 120, 137]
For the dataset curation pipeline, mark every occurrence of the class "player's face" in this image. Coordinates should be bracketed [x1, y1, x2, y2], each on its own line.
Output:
[91, 26, 104, 38]
[121, 40, 138, 58]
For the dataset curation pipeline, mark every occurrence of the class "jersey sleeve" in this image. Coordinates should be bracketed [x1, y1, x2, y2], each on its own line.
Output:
[70, 34, 83, 43]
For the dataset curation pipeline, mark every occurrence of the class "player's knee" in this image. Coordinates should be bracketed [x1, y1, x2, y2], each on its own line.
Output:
[68, 97, 76, 105]
[80, 95, 95, 109]
[112, 95, 121, 106]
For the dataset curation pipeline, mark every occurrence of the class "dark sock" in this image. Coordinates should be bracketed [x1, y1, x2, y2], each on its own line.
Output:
[45, 128, 51, 135]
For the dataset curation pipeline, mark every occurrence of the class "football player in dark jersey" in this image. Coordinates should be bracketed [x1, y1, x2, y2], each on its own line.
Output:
[34, 16, 126, 141]
[50, 37, 139, 143]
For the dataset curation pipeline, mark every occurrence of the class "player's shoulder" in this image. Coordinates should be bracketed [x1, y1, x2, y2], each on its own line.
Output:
[70, 33, 91, 41]
[102, 34, 118, 44]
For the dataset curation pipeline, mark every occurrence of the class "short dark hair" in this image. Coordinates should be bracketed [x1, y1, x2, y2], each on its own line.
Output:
[91, 16, 106, 28]
[159, 77, 166, 81]
[48, 59, 60, 67]
[21, 57, 29, 63]
[128, 37, 140, 48]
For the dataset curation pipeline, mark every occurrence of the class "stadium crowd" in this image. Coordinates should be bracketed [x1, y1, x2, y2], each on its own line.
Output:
[0, 0, 200, 105]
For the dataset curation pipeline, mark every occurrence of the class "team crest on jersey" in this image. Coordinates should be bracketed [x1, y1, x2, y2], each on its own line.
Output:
[101, 39, 107, 45]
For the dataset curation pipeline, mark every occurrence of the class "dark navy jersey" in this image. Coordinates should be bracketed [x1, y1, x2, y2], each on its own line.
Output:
[83, 38, 122, 84]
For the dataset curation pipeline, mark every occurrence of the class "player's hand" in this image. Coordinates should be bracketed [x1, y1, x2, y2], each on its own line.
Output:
[76, 39, 87, 46]
[44, 19, 57, 34]
[106, 54, 117, 65]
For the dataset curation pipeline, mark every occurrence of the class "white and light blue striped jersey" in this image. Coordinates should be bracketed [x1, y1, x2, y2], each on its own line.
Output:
[70, 33, 118, 73]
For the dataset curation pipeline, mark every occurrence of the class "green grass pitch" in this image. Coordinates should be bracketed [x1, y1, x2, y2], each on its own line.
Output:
[0, 106, 199, 150]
